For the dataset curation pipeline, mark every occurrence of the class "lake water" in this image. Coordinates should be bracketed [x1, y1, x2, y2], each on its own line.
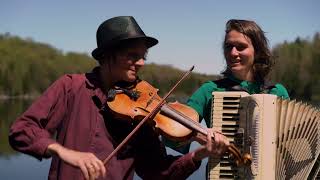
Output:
[0, 148, 207, 180]
[0, 99, 207, 179]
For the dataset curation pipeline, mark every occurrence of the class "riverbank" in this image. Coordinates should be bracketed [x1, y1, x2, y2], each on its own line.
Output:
[0, 94, 38, 100]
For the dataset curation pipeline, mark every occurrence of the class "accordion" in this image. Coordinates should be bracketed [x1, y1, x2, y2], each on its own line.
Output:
[208, 92, 320, 180]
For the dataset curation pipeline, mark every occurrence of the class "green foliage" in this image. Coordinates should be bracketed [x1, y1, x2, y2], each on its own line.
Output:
[0, 33, 217, 100]
[2, 32, 319, 105]
[0, 33, 96, 96]
[139, 63, 218, 102]
[0, 99, 33, 156]
[271, 32, 320, 104]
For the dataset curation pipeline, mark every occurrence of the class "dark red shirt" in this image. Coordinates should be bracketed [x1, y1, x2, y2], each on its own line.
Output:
[9, 67, 200, 180]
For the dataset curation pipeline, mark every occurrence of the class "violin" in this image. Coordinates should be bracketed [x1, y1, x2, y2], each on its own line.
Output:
[103, 67, 251, 167]
[107, 80, 198, 142]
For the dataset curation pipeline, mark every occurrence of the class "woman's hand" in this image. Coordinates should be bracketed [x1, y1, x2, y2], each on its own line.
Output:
[46, 143, 106, 180]
[192, 129, 230, 161]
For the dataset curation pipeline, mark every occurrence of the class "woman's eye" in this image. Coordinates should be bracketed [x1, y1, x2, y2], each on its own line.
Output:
[225, 43, 247, 52]
[236, 46, 246, 51]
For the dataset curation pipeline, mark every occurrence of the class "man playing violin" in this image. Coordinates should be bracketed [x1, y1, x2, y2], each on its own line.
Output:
[9, 16, 229, 180]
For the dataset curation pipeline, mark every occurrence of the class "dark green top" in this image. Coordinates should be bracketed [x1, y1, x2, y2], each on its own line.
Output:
[187, 76, 289, 127]
[164, 75, 289, 153]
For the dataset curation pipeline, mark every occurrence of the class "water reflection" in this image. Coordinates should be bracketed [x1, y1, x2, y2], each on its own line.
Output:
[0, 154, 51, 179]
[0, 99, 51, 179]
[0, 99, 33, 156]
[0, 99, 206, 179]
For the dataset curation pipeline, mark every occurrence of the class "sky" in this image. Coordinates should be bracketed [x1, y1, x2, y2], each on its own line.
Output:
[1, 0, 320, 75]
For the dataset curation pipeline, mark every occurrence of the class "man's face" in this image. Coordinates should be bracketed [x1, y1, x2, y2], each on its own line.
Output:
[109, 42, 148, 83]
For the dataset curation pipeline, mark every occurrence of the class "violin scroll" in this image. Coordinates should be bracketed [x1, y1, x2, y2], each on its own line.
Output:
[228, 144, 252, 167]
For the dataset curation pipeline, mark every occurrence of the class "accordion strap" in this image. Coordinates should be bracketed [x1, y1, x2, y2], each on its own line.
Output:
[213, 78, 275, 93]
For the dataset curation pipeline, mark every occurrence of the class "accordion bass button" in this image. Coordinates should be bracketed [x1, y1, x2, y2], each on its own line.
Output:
[246, 136, 254, 146]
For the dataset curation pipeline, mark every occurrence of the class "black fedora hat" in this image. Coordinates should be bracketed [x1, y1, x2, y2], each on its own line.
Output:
[91, 16, 158, 60]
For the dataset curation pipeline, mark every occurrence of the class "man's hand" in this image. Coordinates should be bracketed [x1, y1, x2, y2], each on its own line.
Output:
[47, 143, 106, 180]
[192, 129, 230, 161]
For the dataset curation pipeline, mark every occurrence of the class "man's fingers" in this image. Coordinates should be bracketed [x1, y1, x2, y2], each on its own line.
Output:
[86, 162, 98, 180]
[91, 161, 101, 178]
[207, 129, 212, 152]
[79, 163, 90, 180]
[214, 132, 230, 155]
[97, 159, 106, 178]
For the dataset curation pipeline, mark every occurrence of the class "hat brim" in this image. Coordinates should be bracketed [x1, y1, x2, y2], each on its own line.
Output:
[91, 36, 158, 60]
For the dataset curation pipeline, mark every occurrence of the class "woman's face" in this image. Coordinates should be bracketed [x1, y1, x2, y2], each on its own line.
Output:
[224, 30, 255, 81]
[108, 42, 147, 83]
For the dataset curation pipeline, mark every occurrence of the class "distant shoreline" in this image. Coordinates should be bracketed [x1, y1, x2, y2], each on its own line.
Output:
[0, 95, 38, 100]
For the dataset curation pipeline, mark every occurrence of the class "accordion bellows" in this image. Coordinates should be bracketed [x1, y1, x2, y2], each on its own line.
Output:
[208, 92, 320, 180]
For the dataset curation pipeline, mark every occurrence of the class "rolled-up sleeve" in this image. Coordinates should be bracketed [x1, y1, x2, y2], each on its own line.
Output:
[8, 75, 72, 160]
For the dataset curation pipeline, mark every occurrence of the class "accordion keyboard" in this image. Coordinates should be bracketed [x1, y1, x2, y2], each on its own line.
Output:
[208, 92, 249, 179]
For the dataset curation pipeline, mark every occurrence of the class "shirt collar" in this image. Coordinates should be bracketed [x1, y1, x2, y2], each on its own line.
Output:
[226, 74, 264, 94]
[226, 74, 242, 84]
[85, 66, 102, 90]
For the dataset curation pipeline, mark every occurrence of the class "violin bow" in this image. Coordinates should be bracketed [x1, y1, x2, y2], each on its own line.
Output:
[103, 65, 195, 165]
